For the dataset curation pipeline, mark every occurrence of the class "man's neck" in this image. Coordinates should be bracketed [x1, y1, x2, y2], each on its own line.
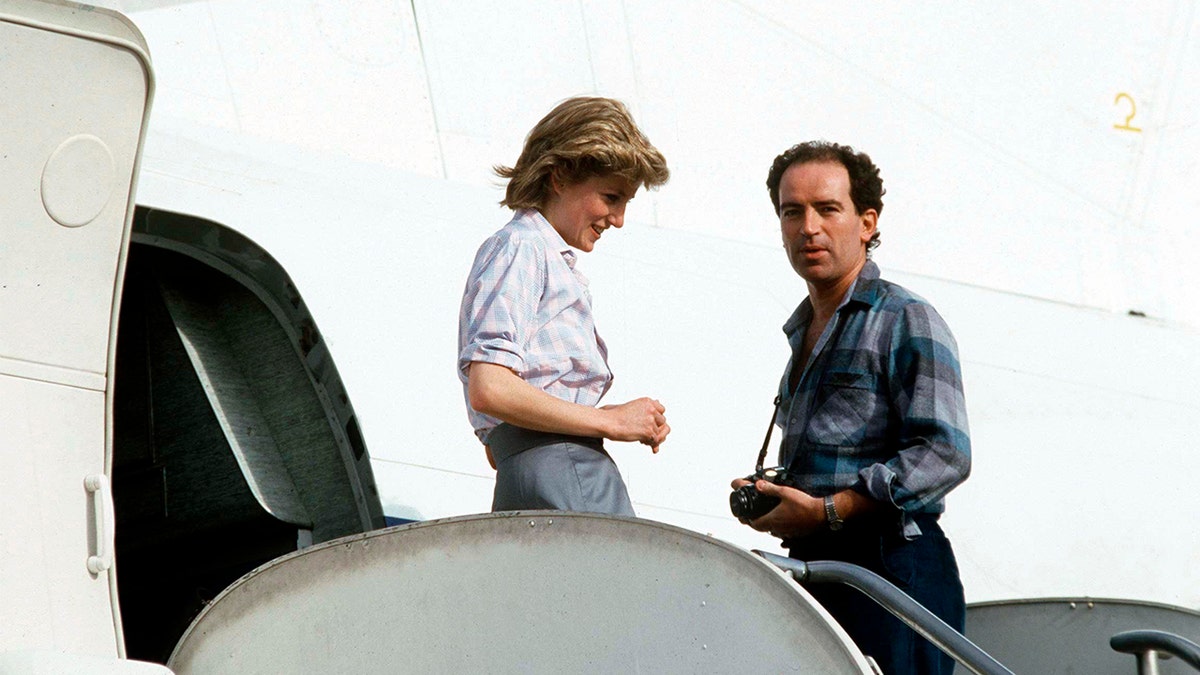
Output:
[806, 261, 865, 324]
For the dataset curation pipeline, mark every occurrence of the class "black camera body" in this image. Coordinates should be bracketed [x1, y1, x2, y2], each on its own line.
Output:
[729, 466, 798, 521]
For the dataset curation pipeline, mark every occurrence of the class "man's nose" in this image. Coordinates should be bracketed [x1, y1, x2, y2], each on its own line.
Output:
[798, 210, 819, 236]
[784, 209, 818, 237]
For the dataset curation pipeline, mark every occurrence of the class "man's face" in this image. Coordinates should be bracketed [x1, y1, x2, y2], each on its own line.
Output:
[778, 160, 877, 290]
[543, 174, 638, 253]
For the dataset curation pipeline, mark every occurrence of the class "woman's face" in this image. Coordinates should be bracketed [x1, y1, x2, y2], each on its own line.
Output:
[542, 174, 638, 252]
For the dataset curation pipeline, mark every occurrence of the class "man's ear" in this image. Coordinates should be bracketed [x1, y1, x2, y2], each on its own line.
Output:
[859, 209, 878, 244]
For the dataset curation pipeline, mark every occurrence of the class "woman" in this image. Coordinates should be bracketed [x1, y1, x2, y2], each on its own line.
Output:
[457, 96, 671, 516]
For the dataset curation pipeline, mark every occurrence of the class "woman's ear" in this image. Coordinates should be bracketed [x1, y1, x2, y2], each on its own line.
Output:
[548, 170, 565, 196]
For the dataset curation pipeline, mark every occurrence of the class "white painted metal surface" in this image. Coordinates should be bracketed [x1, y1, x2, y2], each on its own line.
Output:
[0, 0, 152, 658]
[3, 8, 1195, 670]
[73, 0, 1200, 611]
[0, 651, 172, 675]
[169, 513, 874, 674]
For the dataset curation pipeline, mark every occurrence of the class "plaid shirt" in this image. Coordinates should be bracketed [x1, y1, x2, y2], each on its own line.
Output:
[458, 209, 612, 443]
[778, 261, 970, 539]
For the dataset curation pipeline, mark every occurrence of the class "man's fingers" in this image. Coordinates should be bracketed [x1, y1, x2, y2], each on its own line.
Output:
[746, 516, 771, 533]
[754, 479, 782, 496]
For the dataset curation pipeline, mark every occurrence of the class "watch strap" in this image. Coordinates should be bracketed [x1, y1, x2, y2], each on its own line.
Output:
[824, 494, 844, 531]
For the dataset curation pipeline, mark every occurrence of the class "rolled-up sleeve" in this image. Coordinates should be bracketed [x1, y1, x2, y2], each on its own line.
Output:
[458, 236, 546, 378]
[859, 302, 971, 519]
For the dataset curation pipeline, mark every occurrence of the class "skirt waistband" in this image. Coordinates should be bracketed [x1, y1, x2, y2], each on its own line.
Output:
[486, 423, 605, 463]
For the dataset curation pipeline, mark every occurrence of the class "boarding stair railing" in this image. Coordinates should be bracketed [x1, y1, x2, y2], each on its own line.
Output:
[1110, 629, 1200, 675]
[755, 551, 1014, 675]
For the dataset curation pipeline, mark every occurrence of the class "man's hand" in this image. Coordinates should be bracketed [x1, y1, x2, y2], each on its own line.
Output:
[600, 398, 670, 452]
[729, 477, 826, 539]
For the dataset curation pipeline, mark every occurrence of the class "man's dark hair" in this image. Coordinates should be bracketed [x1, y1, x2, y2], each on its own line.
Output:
[766, 141, 885, 254]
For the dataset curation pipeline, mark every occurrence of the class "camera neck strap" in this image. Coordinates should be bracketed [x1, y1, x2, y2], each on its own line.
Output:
[755, 395, 783, 473]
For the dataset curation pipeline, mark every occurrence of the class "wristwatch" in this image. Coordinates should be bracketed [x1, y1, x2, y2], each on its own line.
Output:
[824, 494, 844, 531]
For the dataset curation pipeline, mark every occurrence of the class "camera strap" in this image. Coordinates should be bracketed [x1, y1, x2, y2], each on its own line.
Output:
[755, 395, 783, 473]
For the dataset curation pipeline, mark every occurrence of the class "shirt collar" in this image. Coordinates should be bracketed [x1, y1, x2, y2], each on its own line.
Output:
[516, 208, 576, 269]
[783, 260, 882, 336]
[846, 259, 883, 307]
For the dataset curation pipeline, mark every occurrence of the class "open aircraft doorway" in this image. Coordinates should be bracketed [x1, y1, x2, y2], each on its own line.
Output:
[111, 207, 384, 662]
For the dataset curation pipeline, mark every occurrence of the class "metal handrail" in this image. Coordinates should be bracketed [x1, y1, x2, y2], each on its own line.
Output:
[755, 551, 1013, 675]
[1111, 629, 1200, 674]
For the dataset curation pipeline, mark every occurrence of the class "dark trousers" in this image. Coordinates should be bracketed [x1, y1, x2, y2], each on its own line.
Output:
[788, 513, 964, 675]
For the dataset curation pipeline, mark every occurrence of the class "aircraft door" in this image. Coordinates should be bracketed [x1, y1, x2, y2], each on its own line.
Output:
[0, 0, 152, 658]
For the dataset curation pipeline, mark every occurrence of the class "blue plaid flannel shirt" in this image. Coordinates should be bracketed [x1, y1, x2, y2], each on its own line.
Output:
[778, 261, 971, 539]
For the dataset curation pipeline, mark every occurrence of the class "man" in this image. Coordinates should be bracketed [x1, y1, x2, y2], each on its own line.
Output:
[732, 141, 971, 674]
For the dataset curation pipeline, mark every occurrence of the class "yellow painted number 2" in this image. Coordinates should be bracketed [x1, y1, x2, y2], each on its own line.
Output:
[1113, 93, 1142, 132]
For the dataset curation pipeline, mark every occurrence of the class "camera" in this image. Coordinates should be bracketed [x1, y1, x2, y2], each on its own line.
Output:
[729, 466, 797, 521]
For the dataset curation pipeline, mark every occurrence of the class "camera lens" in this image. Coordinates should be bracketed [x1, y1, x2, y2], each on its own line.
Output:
[729, 486, 754, 518]
[729, 484, 780, 520]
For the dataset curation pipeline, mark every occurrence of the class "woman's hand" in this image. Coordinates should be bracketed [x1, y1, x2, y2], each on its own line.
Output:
[468, 362, 669, 451]
[599, 398, 670, 452]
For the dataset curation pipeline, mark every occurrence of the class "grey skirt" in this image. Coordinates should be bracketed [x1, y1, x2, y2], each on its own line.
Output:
[487, 423, 635, 516]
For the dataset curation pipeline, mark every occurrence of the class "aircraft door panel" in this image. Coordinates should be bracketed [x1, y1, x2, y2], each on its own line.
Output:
[0, 0, 153, 659]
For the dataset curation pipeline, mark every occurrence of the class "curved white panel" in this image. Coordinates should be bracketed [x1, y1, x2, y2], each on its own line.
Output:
[170, 513, 872, 674]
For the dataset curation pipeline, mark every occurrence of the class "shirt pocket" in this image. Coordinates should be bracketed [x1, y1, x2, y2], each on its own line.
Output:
[803, 371, 885, 447]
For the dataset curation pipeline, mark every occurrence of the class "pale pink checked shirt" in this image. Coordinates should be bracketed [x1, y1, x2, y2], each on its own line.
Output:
[457, 209, 613, 444]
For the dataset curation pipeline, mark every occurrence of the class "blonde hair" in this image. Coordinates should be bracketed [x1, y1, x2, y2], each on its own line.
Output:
[496, 96, 669, 210]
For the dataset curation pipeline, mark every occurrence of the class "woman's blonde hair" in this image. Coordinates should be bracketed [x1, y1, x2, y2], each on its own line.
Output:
[496, 96, 669, 210]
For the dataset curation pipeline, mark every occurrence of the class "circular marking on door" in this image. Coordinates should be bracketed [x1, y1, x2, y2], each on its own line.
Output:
[41, 134, 116, 228]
